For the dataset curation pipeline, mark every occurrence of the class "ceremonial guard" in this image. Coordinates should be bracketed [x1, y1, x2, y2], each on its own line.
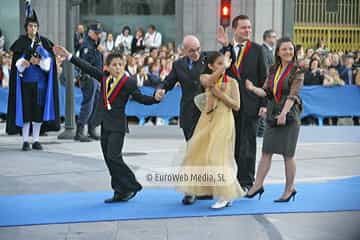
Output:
[6, 1, 60, 150]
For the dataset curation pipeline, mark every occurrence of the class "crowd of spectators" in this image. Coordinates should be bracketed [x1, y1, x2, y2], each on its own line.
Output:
[296, 39, 360, 125]
[1, 27, 360, 125]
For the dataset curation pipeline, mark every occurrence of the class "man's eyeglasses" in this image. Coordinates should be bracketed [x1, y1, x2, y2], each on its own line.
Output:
[188, 47, 201, 53]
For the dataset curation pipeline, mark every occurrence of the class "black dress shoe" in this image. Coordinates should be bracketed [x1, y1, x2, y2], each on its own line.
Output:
[22, 142, 31, 151]
[182, 195, 196, 205]
[104, 191, 138, 203]
[197, 195, 213, 200]
[104, 192, 124, 203]
[88, 128, 100, 141]
[74, 134, 92, 142]
[119, 191, 138, 202]
[32, 141, 43, 150]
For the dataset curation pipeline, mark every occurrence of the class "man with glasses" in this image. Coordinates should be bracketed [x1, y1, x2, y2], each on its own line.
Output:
[156, 35, 205, 142]
[155, 35, 211, 205]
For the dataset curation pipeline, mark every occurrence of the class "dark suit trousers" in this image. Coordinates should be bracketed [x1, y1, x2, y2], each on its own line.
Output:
[182, 125, 196, 141]
[234, 109, 258, 187]
[100, 126, 142, 193]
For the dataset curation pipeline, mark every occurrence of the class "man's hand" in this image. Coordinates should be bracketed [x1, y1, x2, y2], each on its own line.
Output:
[29, 56, 40, 65]
[53, 45, 71, 58]
[276, 112, 286, 125]
[21, 59, 31, 68]
[245, 79, 255, 92]
[216, 26, 229, 47]
[97, 45, 106, 53]
[155, 89, 165, 101]
[258, 107, 267, 118]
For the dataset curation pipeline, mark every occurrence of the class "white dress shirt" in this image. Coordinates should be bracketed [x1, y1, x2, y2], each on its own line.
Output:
[144, 31, 162, 49]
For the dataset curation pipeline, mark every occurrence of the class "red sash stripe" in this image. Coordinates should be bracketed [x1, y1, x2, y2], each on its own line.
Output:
[231, 65, 240, 78]
[224, 74, 228, 83]
[237, 41, 252, 75]
[270, 63, 294, 103]
[101, 74, 129, 108]
[102, 76, 108, 108]
[108, 75, 129, 104]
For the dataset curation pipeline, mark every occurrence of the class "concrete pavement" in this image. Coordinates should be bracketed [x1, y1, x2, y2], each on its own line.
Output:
[0, 124, 360, 240]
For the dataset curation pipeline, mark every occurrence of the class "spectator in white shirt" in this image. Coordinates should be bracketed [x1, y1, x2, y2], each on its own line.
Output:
[115, 26, 133, 55]
[125, 56, 137, 76]
[105, 33, 114, 52]
[1, 52, 12, 88]
[144, 25, 162, 50]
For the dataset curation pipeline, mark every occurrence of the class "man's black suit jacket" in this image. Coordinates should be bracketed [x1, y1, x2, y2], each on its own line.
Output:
[70, 56, 158, 133]
[222, 42, 267, 117]
[158, 55, 206, 131]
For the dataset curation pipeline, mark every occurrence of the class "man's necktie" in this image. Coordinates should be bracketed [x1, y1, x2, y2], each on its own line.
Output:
[348, 70, 353, 85]
[107, 78, 114, 95]
[236, 44, 244, 67]
[188, 59, 193, 71]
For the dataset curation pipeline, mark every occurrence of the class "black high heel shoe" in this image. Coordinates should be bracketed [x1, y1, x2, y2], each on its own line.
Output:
[274, 190, 297, 202]
[245, 186, 265, 200]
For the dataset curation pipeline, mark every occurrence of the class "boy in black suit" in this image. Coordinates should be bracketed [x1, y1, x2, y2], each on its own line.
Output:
[53, 45, 161, 203]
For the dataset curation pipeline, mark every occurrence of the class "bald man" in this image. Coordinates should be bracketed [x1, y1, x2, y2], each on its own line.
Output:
[156, 35, 207, 141]
[156, 35, 210, 205]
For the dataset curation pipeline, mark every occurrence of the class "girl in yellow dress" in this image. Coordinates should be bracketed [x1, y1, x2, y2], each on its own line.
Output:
[177, 51, 245, 209]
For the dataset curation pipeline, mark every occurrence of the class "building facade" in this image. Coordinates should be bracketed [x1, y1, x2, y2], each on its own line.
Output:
[2, 0, 358, 53]
[1, 0, 289, 52]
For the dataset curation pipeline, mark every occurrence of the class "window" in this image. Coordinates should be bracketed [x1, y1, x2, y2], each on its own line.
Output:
[80, 0, 175, 16]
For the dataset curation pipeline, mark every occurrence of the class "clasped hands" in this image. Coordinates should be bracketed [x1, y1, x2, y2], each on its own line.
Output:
[21, 56, 41, 69]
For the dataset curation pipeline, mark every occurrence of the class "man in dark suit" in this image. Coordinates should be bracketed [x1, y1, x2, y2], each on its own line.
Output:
[257, 29, 277, 137]
[155, 35, 209, 205]
[156, 35, 206, 141]
[53, 46, 160, 203]
[262, 29, 277, 72]
[217, 15, 267, 190]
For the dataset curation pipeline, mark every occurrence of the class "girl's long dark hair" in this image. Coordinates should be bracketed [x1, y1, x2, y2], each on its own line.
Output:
[203, 51, 222, 74]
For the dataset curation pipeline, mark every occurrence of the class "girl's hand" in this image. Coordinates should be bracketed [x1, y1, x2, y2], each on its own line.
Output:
[224, 51, 232, 68]
[211, 85, 223, 99]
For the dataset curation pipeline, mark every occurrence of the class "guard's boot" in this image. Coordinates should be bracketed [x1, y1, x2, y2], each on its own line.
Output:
[88, 125, 100, 140]
[74, 124, 91, 142]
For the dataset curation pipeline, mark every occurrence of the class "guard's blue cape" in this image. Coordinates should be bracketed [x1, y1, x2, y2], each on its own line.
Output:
[15, 45, 56, 127]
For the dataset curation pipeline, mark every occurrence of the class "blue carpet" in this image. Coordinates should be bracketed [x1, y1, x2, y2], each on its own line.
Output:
[1, 177, 360, 227]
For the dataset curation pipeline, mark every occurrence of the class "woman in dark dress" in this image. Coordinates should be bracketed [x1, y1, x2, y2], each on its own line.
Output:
[244, 37, 304, 202]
